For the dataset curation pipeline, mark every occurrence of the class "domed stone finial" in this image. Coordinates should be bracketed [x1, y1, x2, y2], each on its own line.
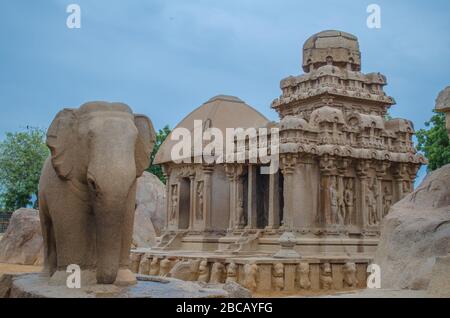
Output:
[302, 30, 361, 73]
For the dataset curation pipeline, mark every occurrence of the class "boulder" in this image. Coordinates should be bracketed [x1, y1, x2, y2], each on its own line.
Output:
[374, 165, 450, 290]
[0, 209, 43, 265]
[133, 172, 166, 248]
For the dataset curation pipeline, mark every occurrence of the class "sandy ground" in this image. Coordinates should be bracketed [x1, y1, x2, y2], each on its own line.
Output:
[0, 263, 42, 277]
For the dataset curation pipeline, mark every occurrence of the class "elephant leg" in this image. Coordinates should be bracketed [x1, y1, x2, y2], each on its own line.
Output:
[39, 194, 57, 276]
[49, 193, 95, 272]
[116, 183, 137, 286]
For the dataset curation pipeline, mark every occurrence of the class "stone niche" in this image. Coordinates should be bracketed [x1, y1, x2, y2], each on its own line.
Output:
[137, 30, 426, 293]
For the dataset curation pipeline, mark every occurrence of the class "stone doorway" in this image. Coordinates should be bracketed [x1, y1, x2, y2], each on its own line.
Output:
[256, 167, 269, 229]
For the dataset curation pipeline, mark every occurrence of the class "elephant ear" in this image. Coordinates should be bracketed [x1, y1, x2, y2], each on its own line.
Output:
[46, 109, 78, 180]
[134, 114, 156, 177]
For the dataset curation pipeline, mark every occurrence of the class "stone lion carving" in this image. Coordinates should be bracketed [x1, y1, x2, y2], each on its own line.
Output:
[210, 262, 225, 284]
[138, 254, 152, 275]
[320, 263, 334, 290]
[159, 258, 172, 277]
[243, 263, 258, 292]
[297, 262, 311, 290]
[225, 262, 238, 283]
[39, 102, 156, 285]
[272, 263, 284, 291]
[197, 260, 210, 283]
[342, 262, 358, 288]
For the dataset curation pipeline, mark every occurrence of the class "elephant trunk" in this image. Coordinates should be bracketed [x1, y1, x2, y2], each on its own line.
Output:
[94, 200, 126, 284]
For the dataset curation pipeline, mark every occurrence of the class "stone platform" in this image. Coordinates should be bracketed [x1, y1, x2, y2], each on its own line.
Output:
[2, 273, 246, 298]
[130, 249, 371, 293]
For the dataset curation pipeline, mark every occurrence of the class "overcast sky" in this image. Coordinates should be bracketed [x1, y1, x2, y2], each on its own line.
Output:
[1, 0, 449, 181]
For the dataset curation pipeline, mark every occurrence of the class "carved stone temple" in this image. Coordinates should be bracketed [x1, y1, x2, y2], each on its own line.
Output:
[131, 30, 426, 293]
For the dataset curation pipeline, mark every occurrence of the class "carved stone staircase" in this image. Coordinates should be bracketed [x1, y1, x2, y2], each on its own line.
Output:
[153, 231, 186, 250]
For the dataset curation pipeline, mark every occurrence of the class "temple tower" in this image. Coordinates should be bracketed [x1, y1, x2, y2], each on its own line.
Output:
[272, 30, 426, 237]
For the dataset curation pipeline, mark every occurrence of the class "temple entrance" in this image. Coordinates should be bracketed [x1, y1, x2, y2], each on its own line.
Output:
[256, 167, 269, 229]
[178, 178, 191, 229]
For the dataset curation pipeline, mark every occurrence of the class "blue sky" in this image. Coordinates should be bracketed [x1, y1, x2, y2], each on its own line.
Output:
[1, 0, 449, 181]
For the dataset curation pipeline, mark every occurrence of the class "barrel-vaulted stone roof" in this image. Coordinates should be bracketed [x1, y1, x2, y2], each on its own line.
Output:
[154, 95, 269, 164]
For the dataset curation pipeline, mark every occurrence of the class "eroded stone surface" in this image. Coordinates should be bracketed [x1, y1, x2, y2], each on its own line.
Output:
[375, 165, 450, 290]
[0, 209, 43, 266]
[134, 171, 166, 244]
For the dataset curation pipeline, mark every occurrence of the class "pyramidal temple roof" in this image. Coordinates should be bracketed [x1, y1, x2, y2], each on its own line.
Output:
[154, 95, 269, 164]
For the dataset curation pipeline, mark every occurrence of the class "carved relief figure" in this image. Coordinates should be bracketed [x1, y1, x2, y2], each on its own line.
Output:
[367, 178, 378, 225]
[297, 262, 311, 290]
[382, 185, 392, 217]
[225, 262, 238, 284]
[343, 180, 354, 225]
[320, 263, 333, 290]
[210, 262, 225, 284]
[196, 181, 204, 220]
[149, 257, 160, 276]
[343, 262, 358, 288]
[329, 178, 339, 224]
[272, 263, 284, 292]
[197, 260, 210, 283]
[243, 263, 259, 292]
[170, 185, 178, 221]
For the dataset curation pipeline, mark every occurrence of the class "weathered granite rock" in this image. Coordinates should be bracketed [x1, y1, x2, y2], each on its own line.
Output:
[427, 253, 450, 297]
[133, 172, 166, 248]
[0, 274, 15, 298]
[0, 209, 43, 265]
[375, 164, 450, 290]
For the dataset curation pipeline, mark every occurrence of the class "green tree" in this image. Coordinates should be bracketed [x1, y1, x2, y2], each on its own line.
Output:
[0, 128, 49, 211]
[416, 111, 450, 171]
[147, 125, 171, 183]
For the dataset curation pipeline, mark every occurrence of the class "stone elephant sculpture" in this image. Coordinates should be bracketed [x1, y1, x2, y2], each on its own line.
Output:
[38, 101, 156, 285]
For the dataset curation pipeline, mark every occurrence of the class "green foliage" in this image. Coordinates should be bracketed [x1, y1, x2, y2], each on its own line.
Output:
[416, 112, 450, 171]
[147, 125, 171, 184]
[0, 128, 49, 211]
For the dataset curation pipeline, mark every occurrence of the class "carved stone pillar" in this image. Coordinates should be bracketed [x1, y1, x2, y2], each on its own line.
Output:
[356, 160, 370, 230]
[393, 163, 407, 203]
[225, 165, 237, 231]
[189, 174, 195, 230]
[163, 172, 170, 231]
[246, 164, 257, 229]
[281, 155, 297, 231]
[225, 164, 243, 231]
[375, 162, 389, 224]
[236, 173, 245, 229]
[202, 165, 214, 231]
[267, 172, 280, 229]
